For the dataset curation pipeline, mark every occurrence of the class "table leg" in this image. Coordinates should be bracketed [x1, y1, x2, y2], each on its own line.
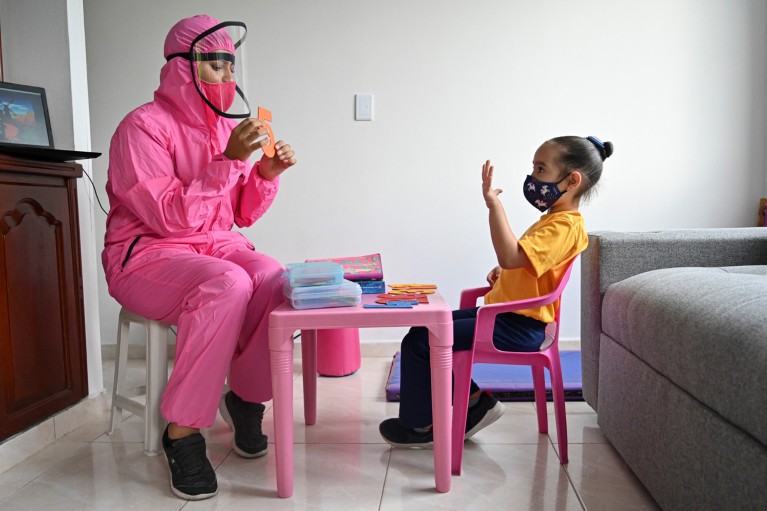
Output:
[270, 327, 295, 498]
[428, 322, 453, 493]
[300, 329, 317, 425]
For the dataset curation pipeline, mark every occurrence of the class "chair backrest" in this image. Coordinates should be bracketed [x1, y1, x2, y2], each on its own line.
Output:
[548, 258, 576, 324]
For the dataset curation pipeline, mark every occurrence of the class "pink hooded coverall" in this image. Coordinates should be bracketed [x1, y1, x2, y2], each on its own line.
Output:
[102, 15, 283, 428]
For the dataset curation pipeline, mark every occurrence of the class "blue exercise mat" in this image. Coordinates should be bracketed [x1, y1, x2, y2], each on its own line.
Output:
[385, 350, 583, 402]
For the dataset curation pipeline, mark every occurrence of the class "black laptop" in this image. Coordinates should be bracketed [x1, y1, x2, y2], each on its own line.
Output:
[0, 81, 100, 162]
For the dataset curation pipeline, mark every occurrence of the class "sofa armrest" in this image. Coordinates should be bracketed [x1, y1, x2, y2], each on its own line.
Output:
[580, 227, 767, 410]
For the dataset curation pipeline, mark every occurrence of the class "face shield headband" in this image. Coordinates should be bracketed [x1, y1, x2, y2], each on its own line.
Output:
[166, 21, 251, 119]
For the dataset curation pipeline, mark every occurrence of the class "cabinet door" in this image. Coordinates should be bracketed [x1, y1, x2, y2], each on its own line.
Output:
[0, 168, 87, 441]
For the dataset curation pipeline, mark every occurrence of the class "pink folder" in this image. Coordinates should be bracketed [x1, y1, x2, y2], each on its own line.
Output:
[306, 253, 383, 281]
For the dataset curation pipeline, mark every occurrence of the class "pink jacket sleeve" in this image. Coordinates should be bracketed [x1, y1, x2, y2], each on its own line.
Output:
[234, 161, 280, 227]
[110, 116, 246, 237]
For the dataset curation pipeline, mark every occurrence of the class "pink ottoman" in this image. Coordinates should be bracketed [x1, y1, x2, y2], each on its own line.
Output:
[316, 328, 361, 376]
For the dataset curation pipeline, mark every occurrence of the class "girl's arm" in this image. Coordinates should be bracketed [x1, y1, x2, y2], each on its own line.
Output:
[482, 160, 531, 269]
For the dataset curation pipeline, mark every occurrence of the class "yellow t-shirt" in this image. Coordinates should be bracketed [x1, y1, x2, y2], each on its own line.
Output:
[483, 211, 588, 323]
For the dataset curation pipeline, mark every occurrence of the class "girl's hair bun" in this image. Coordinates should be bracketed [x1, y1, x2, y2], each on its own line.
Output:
[603, 141, 614, 159]
[586, 136, 613, 161]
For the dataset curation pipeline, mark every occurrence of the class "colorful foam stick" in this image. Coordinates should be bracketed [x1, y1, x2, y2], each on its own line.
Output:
[257, 106, 276, 157]
[363, 301, 415, 309]
[376, 294, 429, 304]
[388, 289, 435, 295]
[388, 284, 437, 294]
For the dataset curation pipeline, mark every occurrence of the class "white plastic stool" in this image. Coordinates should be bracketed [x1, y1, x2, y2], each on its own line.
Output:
[109, 306, 171, 456]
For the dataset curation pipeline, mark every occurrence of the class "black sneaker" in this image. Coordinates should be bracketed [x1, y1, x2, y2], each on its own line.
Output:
[465, 391, 505, 439]
[162, 426, 218, 500]
[379, 418, 434, 448]
[218, 390, 268, 458]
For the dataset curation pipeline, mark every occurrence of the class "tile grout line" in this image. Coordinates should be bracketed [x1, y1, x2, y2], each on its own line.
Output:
[551, 432, 588, 511]
[378, 447, 392, 511]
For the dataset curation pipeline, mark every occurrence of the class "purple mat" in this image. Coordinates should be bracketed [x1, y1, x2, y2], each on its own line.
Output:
[385, 350, 583, 402]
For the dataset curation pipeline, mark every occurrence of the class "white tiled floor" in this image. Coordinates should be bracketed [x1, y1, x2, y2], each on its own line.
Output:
[0, 356, 661, 510]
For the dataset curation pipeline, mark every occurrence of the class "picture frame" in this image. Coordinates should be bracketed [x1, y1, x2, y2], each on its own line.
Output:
[0, 81, 53, 148]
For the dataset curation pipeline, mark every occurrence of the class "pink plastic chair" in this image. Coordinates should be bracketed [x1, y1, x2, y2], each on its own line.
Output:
[451, 258, 576, 475]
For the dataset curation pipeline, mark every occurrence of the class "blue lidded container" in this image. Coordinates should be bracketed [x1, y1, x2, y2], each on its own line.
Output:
[284, 262, 344, 288]
[283, 279, 362, 310]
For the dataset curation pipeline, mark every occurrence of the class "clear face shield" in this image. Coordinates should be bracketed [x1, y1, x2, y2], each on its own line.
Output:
[170, 21, 250, 118]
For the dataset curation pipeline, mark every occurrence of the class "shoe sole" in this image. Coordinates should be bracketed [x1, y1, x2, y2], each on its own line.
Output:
[218, 398, 269, 459]
[169, 480, 218, 501]
[163, 452, 218, 501]
[464, 401, 505, 440]
[382, 438, 434, 449]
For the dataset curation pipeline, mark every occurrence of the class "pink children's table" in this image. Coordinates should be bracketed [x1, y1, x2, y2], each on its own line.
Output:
[268, 293, 454, 498]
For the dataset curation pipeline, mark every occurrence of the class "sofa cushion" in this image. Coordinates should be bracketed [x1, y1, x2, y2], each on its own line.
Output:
[602, 266, 767, 447]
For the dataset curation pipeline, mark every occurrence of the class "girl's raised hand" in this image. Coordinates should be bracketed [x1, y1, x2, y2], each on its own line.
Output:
[482, 160, 502, 207]
[258, 141, 297, 181]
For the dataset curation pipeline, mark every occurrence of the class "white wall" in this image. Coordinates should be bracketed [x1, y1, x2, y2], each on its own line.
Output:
[84, 0, 767, 346]
[2, 0, 73, 148]
[1, 0, 103, 394]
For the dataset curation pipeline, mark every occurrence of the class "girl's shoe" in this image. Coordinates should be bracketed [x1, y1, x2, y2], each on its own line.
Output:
[465, 391, 505, 439]
[378, 418, 434, 448]
[379, 392, 505, 448]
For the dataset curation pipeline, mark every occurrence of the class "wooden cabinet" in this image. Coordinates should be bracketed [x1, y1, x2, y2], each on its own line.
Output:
[0, 154, 87, 441]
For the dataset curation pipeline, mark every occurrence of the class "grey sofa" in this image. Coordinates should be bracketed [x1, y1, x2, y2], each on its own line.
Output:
[580, 228, 767, 511]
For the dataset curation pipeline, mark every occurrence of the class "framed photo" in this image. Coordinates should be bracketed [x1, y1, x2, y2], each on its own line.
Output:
[0, 81, 53, 148]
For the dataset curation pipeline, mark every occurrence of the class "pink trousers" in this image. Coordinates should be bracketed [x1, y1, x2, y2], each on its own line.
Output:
[106, 233, 284, 428]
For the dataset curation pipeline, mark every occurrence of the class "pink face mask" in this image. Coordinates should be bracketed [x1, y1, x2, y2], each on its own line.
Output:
[199, 80, 236, 113]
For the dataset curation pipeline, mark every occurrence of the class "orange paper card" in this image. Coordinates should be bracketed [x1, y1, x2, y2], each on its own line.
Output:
[257, 106, 276, 157]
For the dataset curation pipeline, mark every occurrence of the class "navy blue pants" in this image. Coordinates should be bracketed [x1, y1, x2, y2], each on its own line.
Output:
[398, 307, 546, 428]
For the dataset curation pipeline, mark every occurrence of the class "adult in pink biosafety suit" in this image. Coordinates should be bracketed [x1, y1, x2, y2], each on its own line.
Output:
[102, 15, 296, 500]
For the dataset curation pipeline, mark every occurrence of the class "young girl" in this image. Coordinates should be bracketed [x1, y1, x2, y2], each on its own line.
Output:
[379, 135, 613, 446]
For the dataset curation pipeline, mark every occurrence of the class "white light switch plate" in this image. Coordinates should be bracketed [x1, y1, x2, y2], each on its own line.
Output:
[355, 93, 374, 121]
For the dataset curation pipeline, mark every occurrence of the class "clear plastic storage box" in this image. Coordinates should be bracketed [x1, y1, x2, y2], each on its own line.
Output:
[284, 262, 344, 287]
[284, 280, 362, 310]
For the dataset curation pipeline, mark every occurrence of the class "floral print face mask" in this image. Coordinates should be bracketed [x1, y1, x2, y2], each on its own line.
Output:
[522, 174, 569, 212]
